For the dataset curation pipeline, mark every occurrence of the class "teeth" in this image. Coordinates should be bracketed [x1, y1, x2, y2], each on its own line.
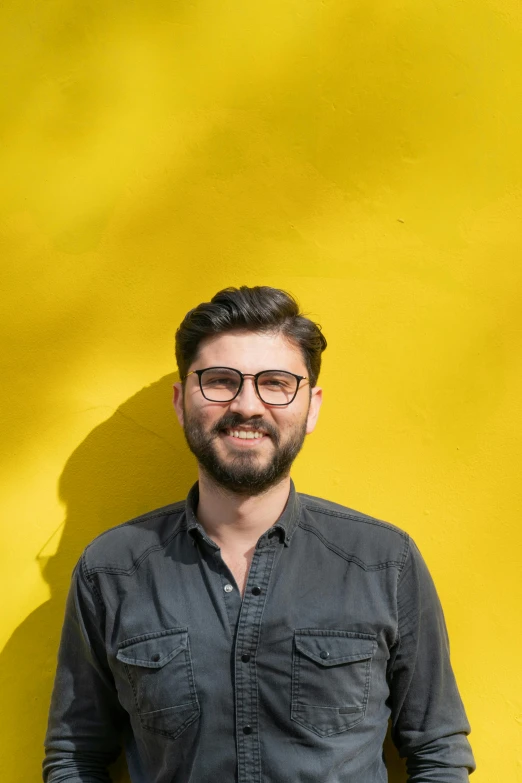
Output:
[228, 430, 263, 439]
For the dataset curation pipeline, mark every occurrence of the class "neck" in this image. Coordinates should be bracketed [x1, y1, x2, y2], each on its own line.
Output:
[195, 469, 291, 548]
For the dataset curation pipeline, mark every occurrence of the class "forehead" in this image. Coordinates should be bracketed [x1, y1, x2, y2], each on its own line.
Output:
[192, 330, 307, 374]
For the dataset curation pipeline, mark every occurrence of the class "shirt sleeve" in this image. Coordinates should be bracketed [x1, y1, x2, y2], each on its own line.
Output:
[387, 537, 476, 782]
[43, 555, 127, 783]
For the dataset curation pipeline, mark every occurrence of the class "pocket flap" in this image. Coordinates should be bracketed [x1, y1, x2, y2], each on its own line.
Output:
[116, 628, 188, 669]
[294, 630, 376, 667]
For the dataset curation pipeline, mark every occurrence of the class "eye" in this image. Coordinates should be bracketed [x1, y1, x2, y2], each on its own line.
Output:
[205, 377, 236, 388]
[201, 370, 240, 389]
[258, 373, 294, 390]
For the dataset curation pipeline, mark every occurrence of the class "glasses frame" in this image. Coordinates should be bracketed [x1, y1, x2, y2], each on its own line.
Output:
[184, 366, 309, 406]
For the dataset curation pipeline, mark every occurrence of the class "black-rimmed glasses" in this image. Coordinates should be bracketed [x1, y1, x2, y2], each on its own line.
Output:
[184, 366, 308, 405]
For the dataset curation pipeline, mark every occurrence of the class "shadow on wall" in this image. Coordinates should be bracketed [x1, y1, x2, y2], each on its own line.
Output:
[0, 372, 406, 783]
[0, 373, 193, 783]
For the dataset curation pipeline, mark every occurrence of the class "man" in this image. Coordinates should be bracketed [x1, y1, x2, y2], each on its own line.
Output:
[44, 285, 475, 782]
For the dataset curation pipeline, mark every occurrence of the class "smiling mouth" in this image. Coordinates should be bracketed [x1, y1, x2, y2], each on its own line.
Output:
[224, 428, 267, 441]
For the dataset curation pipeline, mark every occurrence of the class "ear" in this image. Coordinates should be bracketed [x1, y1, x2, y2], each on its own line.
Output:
[305, 386, 323, 435]
[173, 382, 185, 427]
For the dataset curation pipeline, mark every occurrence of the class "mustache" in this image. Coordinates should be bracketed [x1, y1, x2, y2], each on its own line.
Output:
[210, 413, 280, 445]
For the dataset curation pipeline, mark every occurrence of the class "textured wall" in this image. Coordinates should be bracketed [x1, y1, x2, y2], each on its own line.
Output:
[1, 1, 522, 781]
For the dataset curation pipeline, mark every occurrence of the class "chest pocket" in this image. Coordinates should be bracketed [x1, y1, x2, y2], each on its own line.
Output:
[116, 628, 200, 739]
[291, 629, 377, 737]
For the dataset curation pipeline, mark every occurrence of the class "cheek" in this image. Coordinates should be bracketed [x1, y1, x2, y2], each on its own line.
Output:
[275, 409, 307, 433]
[188, 404, 225, 432]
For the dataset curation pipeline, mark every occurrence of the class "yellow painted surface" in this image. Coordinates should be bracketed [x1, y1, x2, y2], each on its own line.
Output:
[1, 0, 521, 780]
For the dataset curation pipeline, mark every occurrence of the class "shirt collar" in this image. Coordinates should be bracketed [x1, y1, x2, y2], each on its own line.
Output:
[185, 479, 301, 547]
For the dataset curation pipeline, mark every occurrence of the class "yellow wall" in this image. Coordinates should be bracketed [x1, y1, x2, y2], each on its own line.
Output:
[1, 1, 521, 780]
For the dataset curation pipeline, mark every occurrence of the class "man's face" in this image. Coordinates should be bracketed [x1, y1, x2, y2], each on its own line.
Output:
[173, 330, 322, 495]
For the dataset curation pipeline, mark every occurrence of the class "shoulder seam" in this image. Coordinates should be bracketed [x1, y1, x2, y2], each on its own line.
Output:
[300, 500, 408, 538]
[80, 553, 105, 607]
[84, 504, 186, 554]
[298, 520, 405, 571]
[397, 534, 412, 581]
[83, 505, 187, 576]
[85, 524, 188, 576]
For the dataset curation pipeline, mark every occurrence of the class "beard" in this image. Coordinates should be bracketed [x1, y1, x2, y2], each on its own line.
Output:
[182, 408, 308, 496]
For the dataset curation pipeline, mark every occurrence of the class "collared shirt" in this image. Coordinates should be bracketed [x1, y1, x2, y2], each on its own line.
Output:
[43, 481, 475, 783]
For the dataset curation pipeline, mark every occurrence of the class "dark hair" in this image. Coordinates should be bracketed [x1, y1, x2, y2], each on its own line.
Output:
[175, 286, 327, 386]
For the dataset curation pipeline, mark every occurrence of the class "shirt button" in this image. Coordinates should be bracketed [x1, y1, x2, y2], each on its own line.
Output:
[241, 653, 251, 663]
[223, 584, 234, 593]
[243, 725, 253, 735]
[151, 653, 160, 662]
[251, 586, 261, 596]
[320, 650, 330, 660]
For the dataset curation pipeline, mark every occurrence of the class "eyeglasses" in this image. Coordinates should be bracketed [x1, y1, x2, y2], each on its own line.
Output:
[184, 366, 309, 406]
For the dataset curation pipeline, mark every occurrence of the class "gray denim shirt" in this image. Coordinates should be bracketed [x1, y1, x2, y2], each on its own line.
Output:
[44, 481, 475, 783]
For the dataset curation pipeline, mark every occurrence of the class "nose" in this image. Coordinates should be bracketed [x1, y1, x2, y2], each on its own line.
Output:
[228, 376, 266, 417]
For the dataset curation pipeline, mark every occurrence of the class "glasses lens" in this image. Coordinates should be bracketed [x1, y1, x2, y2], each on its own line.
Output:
[257, 371, 298, 404]
[200, 368, 242, 401]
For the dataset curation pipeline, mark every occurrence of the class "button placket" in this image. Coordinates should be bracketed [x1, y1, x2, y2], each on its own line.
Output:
[214, 555, 242, 633]
[234, 540, 281, 783]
